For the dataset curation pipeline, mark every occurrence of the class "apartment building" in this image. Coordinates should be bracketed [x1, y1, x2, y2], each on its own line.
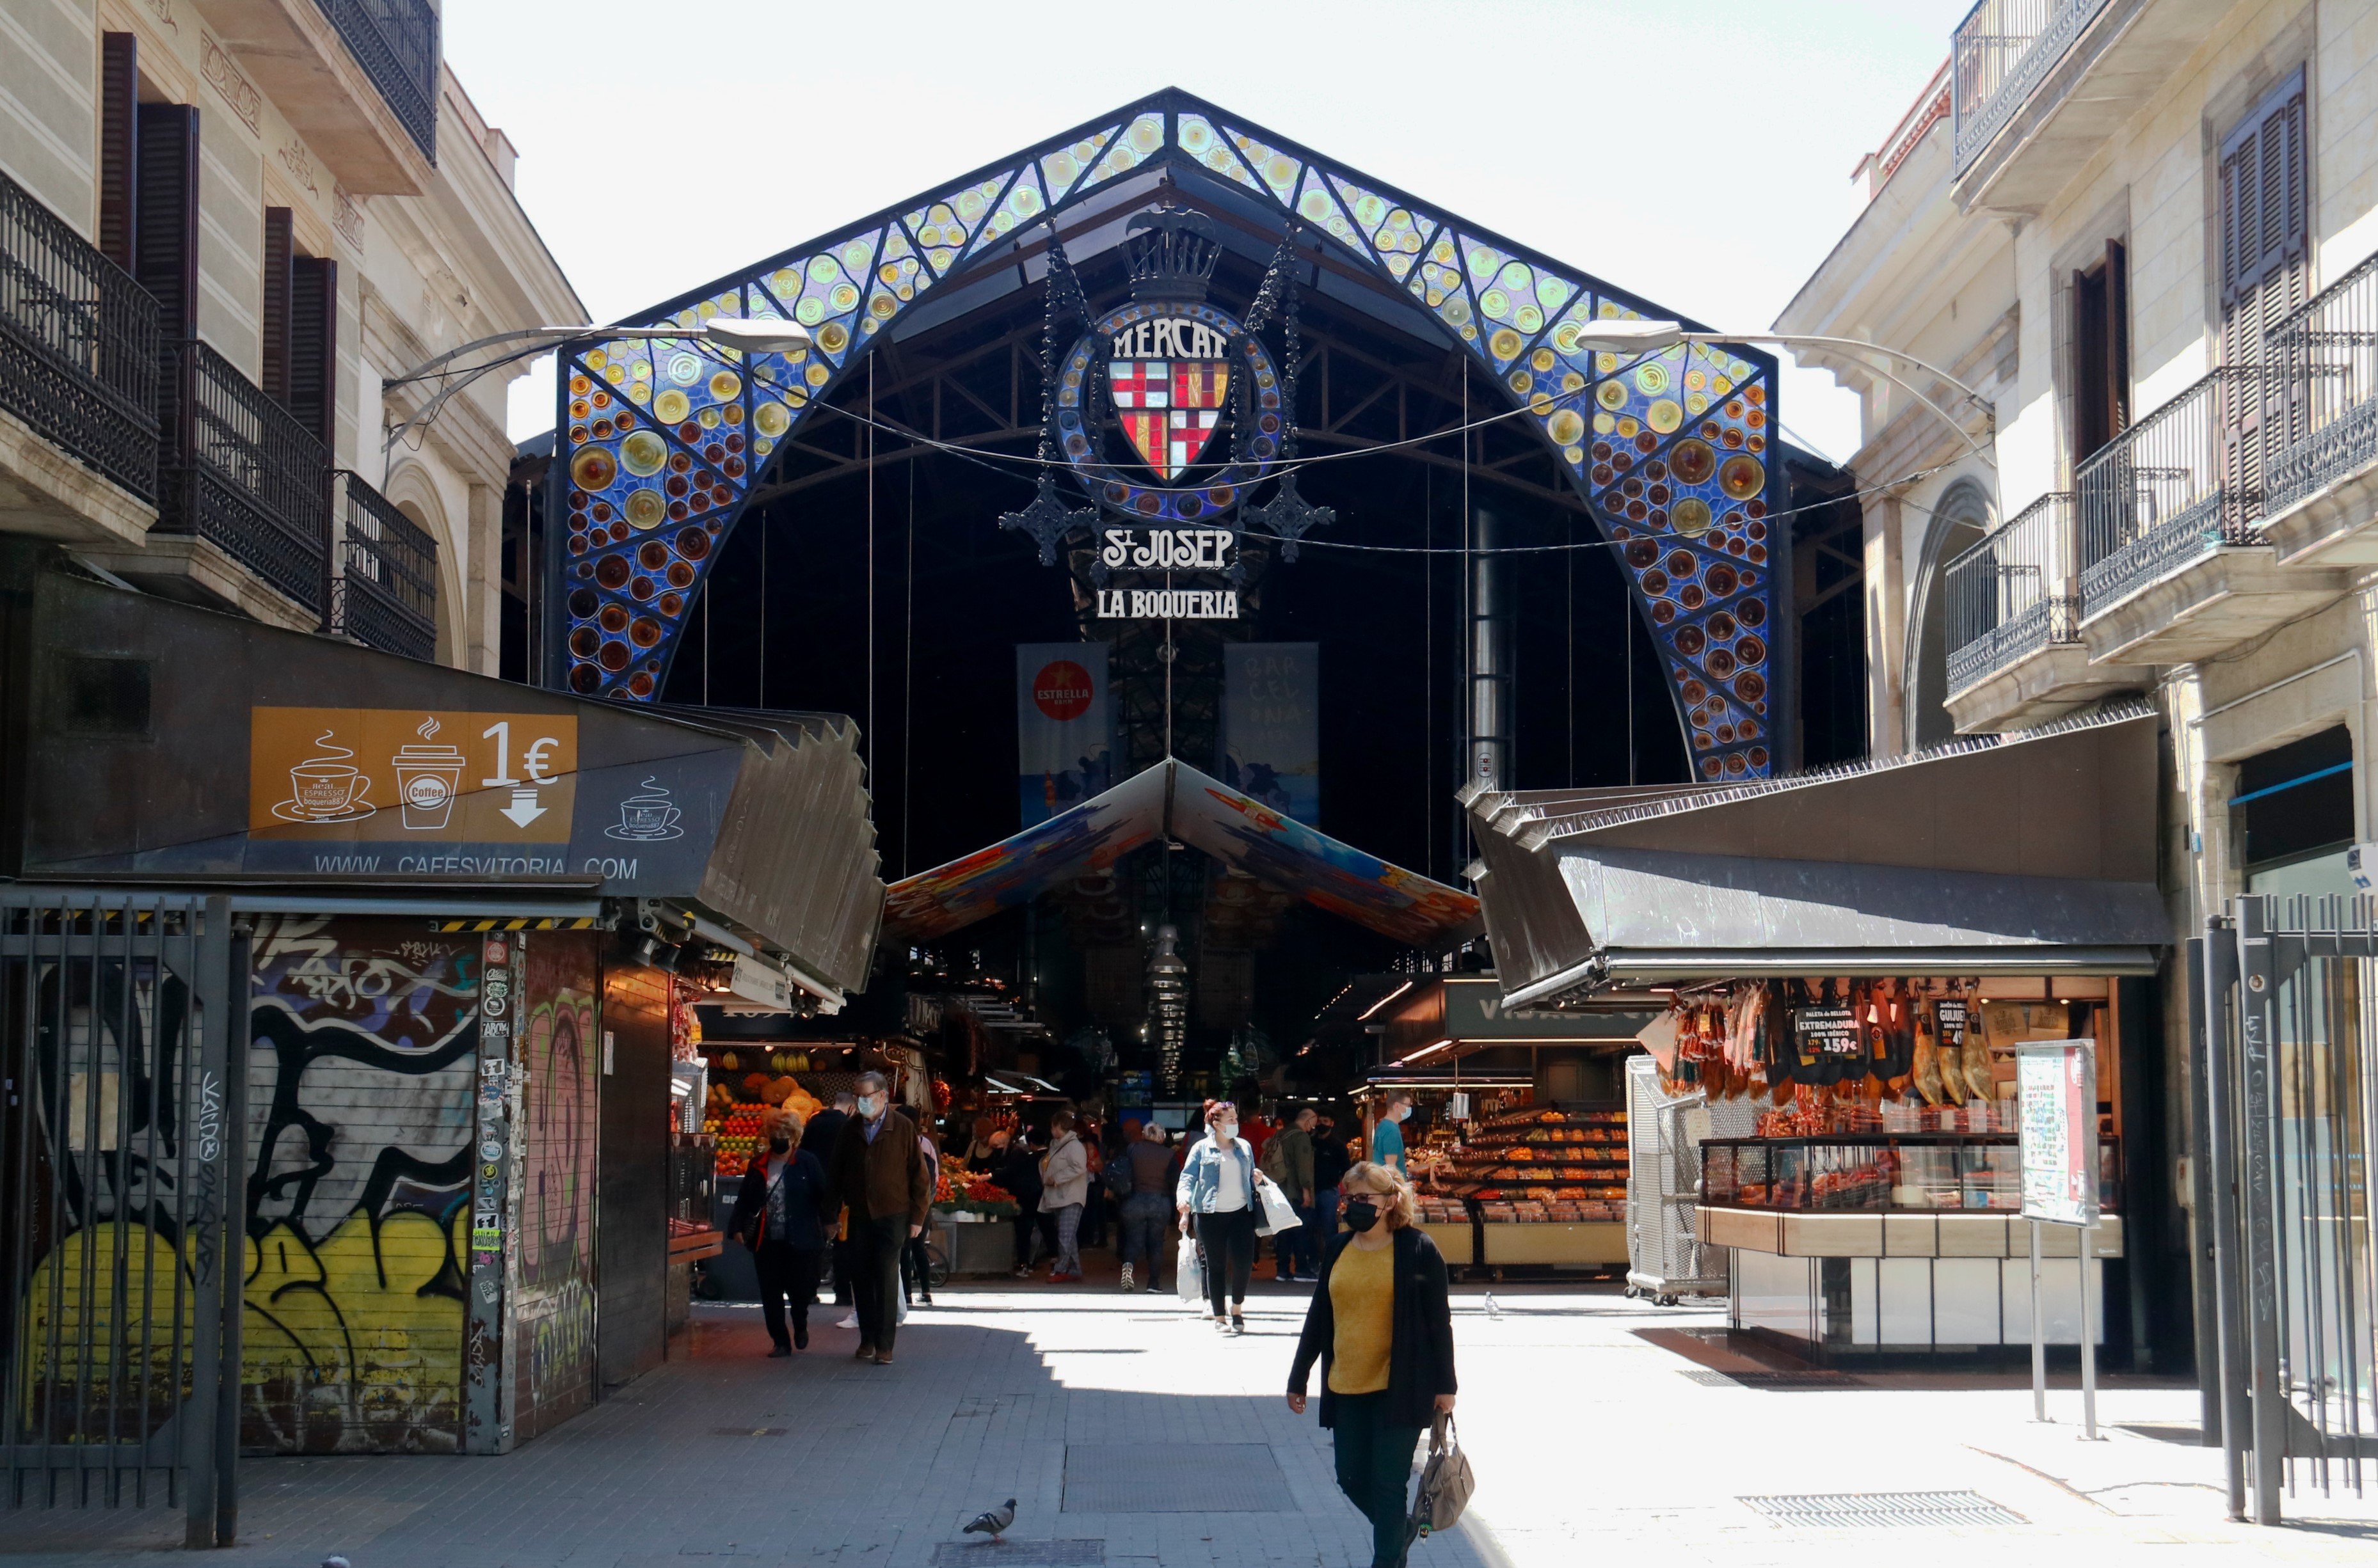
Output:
[0, 0, 581, 669]
[1782, 0, 2378, 912]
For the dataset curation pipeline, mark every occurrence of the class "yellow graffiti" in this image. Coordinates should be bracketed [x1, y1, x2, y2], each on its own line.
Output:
[239, 1207, 467, 1453]
[16, 1223, 196, 1439]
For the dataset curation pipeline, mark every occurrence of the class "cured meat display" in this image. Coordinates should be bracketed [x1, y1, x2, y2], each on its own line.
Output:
[1433, 1104, 1629, 1222]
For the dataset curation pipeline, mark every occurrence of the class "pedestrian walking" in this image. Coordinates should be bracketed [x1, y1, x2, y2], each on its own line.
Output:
[902, 1128, 941, 1306]
[826, 1071, 932, 1365]
[803, 1092, 858, 1305]
[1039, 1111, 1090, 1281]
[1287, 1160, 1458, 1568]
[1177, 1098, 1260, 1334]
[1370, 1090, 1412, 1178]
[1117, 1120, 1174, 1292]
[1271, 1105, 1320, 1281]
[727, 1109, 832, 1355]
[994, 1127, 1044, 1278]
[1312, 1108, 1350, 1244]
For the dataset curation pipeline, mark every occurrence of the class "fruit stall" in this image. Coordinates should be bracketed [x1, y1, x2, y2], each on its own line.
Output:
[930, 1154, 1023, 1276]
[1432, 1104, 1632, 1272]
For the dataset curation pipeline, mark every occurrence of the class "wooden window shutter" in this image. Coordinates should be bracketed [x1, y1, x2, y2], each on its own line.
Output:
[262, 207, 294, 402]
[289, 256, 338, 448]
[97, 34, 137, 272]
[133, 103, 198, 340]
[2219, 68, 2309, 367]
[2104, 238, 2130, 434]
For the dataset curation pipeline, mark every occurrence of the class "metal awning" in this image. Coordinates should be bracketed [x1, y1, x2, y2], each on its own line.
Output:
[1466, 705, 2168, 1008]
[10, 557, 883, 1001]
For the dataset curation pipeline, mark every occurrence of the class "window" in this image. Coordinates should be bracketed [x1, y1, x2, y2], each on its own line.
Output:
[2235, 725, 2354, 901]
[2071, 239, 2130, 465]
[2218, 69, 2309, 502]
[1906, 482, 1991, 751]
[262, 206, 339, 445]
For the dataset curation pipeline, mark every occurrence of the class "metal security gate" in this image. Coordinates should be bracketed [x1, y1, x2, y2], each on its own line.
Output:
[0, 889, 243, 1546]
[2199, 895, 2378, 1525]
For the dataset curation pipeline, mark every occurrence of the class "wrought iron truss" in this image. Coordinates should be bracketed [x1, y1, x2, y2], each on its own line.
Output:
[550, 88, 1786, 782]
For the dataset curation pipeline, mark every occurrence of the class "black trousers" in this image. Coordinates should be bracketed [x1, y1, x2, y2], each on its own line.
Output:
[900, 1230, 933, 1302]
[850, 1214, 909, 1353]
[1011, 1203, 1041, 1269]
[829, 1237, 853, 1304]
[753, 1240, 822, 1349]
[1332, 1390, 1423, 1568]
[1198, 1206, 1258, 1315]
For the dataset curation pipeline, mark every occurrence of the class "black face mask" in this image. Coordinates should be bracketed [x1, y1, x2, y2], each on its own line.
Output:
[767, 1136, 790, 1154]
[1343, 1200, 1381, 1234]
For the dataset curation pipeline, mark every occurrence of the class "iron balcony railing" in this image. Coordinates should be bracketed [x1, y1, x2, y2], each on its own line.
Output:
[1951, 0, 2108, 171]
[315, 0, 439, 162]
[1944, 492, 2077, 693]
[2262, 248, 2378, 516]
[330, 469, 437, 660]
[2077, 366, 2260, 619]
[156, 339, 330, 617]
[0, 166, 160, 502]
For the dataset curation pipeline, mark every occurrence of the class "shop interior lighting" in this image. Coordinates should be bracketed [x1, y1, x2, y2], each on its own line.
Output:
[1394, 1038, 1456, 1065]
[1357, 981, 1415, 1021]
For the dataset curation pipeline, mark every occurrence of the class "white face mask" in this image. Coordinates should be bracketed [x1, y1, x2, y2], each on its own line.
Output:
[1216, 1120, 1238, 1140]
[1392, 1105, 1410, 1123]
[859, 1096, 884, 1119]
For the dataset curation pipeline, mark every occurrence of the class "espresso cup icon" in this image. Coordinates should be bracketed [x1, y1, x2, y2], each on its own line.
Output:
[607, 779, 684, 841]
[392, 744, 466, 830]
[288, 763, 367, 820]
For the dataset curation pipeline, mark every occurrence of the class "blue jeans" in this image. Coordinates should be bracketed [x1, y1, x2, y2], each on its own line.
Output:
[1119, 1192, 1171, 1279]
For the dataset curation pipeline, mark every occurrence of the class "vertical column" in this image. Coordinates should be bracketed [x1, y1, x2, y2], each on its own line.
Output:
[2233, 900, 2285, 1523]
[466, 935, 520, 1453]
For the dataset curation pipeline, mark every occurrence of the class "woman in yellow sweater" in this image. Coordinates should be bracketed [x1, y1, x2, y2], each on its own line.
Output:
[1287, 1161, 1457, 1568]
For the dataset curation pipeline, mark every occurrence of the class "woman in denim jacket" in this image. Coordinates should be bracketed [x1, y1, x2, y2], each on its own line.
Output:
[1176, 1098, 1261, 1334]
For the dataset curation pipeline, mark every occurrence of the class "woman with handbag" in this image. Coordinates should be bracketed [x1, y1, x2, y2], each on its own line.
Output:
[1286, 1160, 1457, 1568]
[1176, 1098, 1261, 1334]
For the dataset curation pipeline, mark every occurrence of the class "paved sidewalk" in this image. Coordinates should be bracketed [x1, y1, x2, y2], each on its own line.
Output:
[4, 1278, 2374, 1566]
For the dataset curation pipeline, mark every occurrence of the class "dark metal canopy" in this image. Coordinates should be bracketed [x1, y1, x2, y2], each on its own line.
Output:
[4, 550, 882, 1000]
[1465, 704, 2168, 1007]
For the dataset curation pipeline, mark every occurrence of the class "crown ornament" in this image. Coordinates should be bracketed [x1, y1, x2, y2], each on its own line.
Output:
[1125, 206, 1222, 303]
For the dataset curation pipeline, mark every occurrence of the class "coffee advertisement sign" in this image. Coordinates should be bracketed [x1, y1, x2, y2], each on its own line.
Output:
[251, 708, 580, 843]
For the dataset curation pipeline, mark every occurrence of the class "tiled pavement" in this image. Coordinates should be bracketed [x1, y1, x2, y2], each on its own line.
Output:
[6, 1271, 2378, 1567]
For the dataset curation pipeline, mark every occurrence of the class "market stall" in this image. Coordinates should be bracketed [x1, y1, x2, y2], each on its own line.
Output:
[1465, 708, 2174, 1362]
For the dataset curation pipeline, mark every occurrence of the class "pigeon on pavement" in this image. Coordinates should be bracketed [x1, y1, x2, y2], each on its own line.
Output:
[963, 1498, 1017, 1540]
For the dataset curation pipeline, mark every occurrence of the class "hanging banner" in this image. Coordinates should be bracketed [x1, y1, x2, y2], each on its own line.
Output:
[1221, 643, 1319, 825]
[1017, 643, 1115, 828]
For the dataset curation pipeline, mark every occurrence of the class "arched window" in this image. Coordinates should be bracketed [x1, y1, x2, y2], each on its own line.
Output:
[1905, 480, 1992, 750]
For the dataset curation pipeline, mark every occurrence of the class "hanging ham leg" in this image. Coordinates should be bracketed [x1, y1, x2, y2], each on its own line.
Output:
[1913, 1001, 1945, 1106]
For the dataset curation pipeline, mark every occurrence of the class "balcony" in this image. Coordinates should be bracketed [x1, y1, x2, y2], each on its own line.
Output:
[191, 0, 435, 194]
[2075, 367, 2347, 665]
[315, 0, 438, 162]
[1943, 493, 2149, 731]
[2258, 250, 2378, 569]
[1949, 0, 2235, 213]
[150, 338, 331, 627]
[330, 468, 438, 661]
[0, 166, 159, 547]
[1951, 0, 2107, 171]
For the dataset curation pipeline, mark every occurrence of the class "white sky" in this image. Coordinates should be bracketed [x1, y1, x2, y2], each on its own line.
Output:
[447, 0, 1968, 464]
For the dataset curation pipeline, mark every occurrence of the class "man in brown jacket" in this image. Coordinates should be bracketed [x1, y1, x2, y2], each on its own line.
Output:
[829, 1070, 932, 1363]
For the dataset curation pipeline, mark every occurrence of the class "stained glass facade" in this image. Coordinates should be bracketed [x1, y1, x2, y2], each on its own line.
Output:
[552, 90, 1784, 780]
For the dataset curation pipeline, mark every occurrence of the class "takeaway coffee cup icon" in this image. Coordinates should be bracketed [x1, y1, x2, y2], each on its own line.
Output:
[392, 717, 466, 830]
[606, 777, 684, 841]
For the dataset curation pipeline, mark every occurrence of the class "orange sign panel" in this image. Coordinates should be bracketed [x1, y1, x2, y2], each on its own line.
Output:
[250, 708, 579, 842]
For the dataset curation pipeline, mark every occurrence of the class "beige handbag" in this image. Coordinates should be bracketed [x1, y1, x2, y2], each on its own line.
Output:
[1408, 1411, 1474, 1538]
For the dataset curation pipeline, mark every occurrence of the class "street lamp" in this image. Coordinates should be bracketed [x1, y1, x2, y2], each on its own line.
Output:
[379, 317, 815, 454]
[1568, 318, 1995, 465]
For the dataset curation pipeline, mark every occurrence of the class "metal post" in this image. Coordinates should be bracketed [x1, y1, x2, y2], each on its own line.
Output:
[2080, 1218, 2100, 1441]
[180, 896, 232, 1547]
[2183, 937, 2222, 1446]
[2030, 1217, 2048, 1421]
[2235, 898, 2286, 1524]
[2202, 914, 2249, 1519]
[213, 911, 252, 1546]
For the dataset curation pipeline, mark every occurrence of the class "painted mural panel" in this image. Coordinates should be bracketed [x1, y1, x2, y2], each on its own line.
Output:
[243, 916, 478, 1453]
[512, 933, 600, 1443]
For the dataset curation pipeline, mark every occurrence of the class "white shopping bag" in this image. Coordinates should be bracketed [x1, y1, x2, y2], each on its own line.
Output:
[1176, 1233, 1204, 1304]
[1254, 1173, 1300, 1237]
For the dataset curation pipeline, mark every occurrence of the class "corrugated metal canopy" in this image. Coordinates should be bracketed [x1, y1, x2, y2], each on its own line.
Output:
[1467, 705, 2167, 1008]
